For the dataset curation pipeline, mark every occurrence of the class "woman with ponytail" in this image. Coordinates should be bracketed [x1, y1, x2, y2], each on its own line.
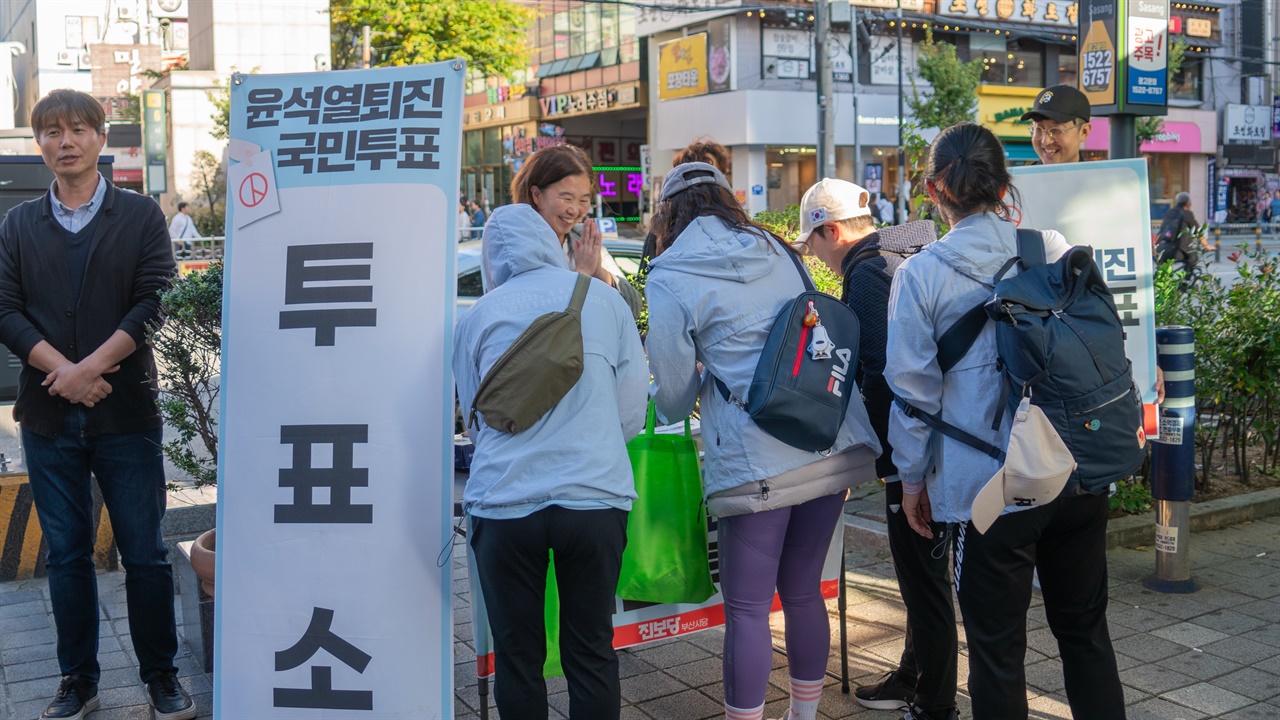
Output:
[884, 123, 1126, 720]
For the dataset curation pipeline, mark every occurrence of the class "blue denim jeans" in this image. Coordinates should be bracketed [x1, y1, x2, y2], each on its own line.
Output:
[23, 406, 178, 683]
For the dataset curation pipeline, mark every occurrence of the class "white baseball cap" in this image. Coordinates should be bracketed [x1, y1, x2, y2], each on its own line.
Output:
[795, 178, 873, 247]
[970, 399, 1077, 534]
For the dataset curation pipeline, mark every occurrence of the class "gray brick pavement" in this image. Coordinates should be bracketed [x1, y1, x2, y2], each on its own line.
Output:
[1, 509, 1277, 719]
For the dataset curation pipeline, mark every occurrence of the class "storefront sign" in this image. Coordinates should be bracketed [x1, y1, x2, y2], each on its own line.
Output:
[976, 86, 1039, 141]
[464, 97, 538, 128]
[1084, 118, 1204, 153]
[1125, 0, 1169, 107]
[141, 90, 166, 195]
[708, 17, 732, 93]
[940, 0, 1078, 27]
[659, 35, 709, 100]
[851, 0, 923, 8]
[218, 61, 461, 718]
[636, 0, 740, 37]
[539, 82, 642, 118]
[1224, 104, 1271, 145]
[762, 28, 809, 60]
[1185, 17, 1211, 37]
[1273, 94, 1280, 139]
[1079, 0, 1118, 109]
[869, 36, 920, 86]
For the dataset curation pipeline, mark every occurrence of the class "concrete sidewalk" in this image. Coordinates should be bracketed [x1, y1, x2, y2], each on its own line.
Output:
[2, 508, 1278, 719]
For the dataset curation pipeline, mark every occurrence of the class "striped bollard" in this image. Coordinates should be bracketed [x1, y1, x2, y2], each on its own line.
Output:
[1144, 326, 1199, 594]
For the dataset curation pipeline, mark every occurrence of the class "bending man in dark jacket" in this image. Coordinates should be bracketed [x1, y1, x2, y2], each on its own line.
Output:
[797, 178, 956, 720]
[0, 90, 193, 720]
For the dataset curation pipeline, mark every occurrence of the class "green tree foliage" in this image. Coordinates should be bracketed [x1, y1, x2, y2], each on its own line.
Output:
[330, 0, 535, 75]
[906, 27, 984, 132]
[753, 205, 843, 296]
[189, 151, 226, 237]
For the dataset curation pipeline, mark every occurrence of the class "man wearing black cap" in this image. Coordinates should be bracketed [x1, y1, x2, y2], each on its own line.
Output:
[1021, 84, 1093, 165]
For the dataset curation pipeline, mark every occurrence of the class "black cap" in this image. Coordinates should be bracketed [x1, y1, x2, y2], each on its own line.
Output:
[1020, 85, 1091, 124]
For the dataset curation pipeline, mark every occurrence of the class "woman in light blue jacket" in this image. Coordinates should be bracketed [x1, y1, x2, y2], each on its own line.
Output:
[885, 123, 1124, 720]
[453, 204, 648, 720]
[646, 163, 881, 720]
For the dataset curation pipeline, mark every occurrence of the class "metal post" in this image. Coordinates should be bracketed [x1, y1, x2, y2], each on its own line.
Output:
[1213, 225, 1221, 263]
[1256, 221, 1263, 253]
[851, 5, 862, 185]
[1109, 114, 1137, 159]
[362, 25, 371, 69]
[1145, 325, 1199, 594]
[895, 0, 906, 224]
[816, 0, 835, 180]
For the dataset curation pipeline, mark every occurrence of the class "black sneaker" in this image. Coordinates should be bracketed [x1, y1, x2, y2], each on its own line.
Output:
[42, 675, 99, 720]
[904, 705, 960, 720]
[147, 673, 197, 720]
[855, 669, 915, 710]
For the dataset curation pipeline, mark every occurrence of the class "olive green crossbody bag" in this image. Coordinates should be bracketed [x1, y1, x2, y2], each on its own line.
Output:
[468, 273, 592, 434]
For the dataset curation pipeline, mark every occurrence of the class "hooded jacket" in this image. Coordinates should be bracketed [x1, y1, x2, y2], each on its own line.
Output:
[453, 204, 648, 520]
[645, 216, 881, 513]
[885, 212, 1070, 523]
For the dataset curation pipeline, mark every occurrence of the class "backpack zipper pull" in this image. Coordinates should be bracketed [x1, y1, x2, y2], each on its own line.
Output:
[760, 481, 770, 501]
[468, 407, 479, 431]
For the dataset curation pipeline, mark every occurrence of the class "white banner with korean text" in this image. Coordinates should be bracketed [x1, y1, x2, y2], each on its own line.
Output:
[215, 62, 463, 718]
[1011, 159, 1158, 405]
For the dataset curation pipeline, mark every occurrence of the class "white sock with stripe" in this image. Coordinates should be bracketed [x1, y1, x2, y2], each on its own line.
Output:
[789, 676, 824, 720]
[725, 701, 765, 720]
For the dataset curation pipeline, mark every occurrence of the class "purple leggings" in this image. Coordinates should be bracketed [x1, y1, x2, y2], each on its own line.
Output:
[718, 491, 846, 708]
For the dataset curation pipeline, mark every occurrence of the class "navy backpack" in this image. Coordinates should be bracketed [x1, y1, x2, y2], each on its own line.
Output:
[897, 229, 1145, 493]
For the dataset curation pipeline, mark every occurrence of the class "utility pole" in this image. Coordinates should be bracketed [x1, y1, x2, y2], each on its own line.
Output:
[815, 0, 835, 180]
[362, 25, 372, 69]
[851, 3, 862, 186]
[896, 0, 906, 223]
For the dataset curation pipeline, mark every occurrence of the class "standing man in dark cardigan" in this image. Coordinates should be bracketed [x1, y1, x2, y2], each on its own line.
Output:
[0, 89, 194, 720]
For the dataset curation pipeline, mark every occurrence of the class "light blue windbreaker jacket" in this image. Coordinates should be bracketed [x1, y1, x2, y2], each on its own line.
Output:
[453, 204, 649, 520]
[886, 212, 1069, 523]
[645, 216, 881, 499]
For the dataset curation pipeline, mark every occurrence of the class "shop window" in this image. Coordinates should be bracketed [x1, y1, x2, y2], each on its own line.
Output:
[554, 10, 570, 60]
[602, 4, 619, 51]
[570, 5, 586, 56]
[1171, 57, 1202, 102]
[619, 7, 639, 63]
[584, 4, 601, 54]
[483, 128, 502, 166]
[1057, 53, 1078, 88]
[464, 131, 482, 168]
[979, 40, 1043, 87]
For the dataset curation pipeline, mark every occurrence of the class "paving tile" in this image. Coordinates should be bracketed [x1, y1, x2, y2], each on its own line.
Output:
[635, 688, 723, 719]
[630, 638, 711, 668]
[1219, 702, 1280, 719]
[1210, 667, 1280, 703]
[1156, 650, 1244, 681]
[1124, 696, 1208, 719]
[1150, 621, 1231, 648]
[0, 600, 50, 621]
[665, 656, 722, 688]
[1111, 633, 1188, 663]
[1187, 608, 1269, 635]
[1119, 662, 1199, 695]
[0, 589, 45, 607]
[1199, 636, 1280, 666]
[0, 612, 52, 635]
[1161, 681, 1254, 715]
[1, 657, 61, 684]
[620, 670, 687, 704]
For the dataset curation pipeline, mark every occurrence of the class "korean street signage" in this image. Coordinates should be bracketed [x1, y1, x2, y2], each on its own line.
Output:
[939, 0, 1079, 27]
[976, 86, 1040, 141]
[636, 0, 740, 37]
[141, 90, 166, 194]
[1079, 0, 1168, 116]
[1125, 0, 1169, 108]
[658, 35, 708, 101]
[217, 62, 462, 718]
[1224, 103, 1271, 145]
[843, 0, 924, 9]
[538, 81, 642, 118]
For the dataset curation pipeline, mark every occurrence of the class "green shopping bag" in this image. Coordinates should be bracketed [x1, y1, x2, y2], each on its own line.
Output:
[544, 552, 564, 678]
[617, 402, 716, 604]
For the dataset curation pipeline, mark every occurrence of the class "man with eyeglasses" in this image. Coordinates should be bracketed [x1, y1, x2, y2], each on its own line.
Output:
[1021, 84, 1092, 165]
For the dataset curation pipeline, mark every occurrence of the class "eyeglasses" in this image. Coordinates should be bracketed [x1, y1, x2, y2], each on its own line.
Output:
[1030, 122, 1080, 141]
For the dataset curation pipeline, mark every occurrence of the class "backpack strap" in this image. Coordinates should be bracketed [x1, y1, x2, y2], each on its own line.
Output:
[1017, 228, 1046, 267]
[894, 396, 1006, 462]
[774, 236, 817, 293]
[566, 272, 591, 315]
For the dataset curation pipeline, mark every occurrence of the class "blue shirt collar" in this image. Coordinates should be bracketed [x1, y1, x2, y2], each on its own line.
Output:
[50, 174, 107, 218]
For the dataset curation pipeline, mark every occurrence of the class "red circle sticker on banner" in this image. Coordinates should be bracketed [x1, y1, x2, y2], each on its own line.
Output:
[240, 172, 269, 208]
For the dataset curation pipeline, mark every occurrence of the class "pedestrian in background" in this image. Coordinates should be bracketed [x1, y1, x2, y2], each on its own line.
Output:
[0, 88, 195, 720]
[458, 197, 472, 242]
[469, 199, 487, 239]
[886, 122, 1125, 720]
[510, 144, 643, 319]
[798, 178, 955, 720]
[646, 162, 881, 720]
[454, 204, 647, 720]
[1155, 192, 1210, 273]
[875, 192, 895, 226]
